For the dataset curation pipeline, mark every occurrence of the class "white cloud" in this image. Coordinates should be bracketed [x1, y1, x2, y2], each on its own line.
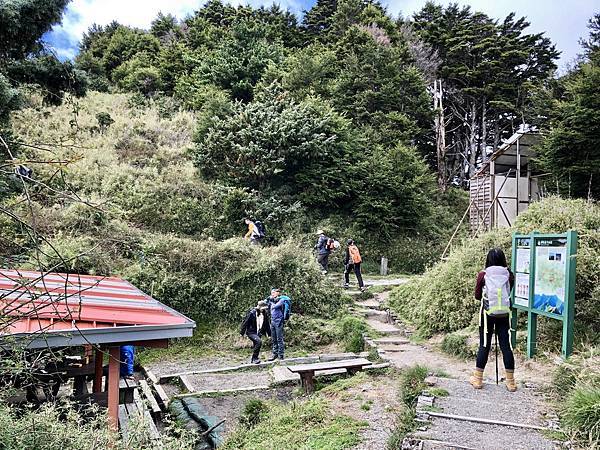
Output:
[50, 0, 304, 54]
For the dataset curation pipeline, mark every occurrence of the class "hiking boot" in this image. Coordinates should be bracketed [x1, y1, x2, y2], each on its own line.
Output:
[469, 368, 484, 389]
[321, 270, 328, 275]
[505, 370, 517, 392]
[267, 355, 278, 362]
[278, 356, 285, 361]
[251, 358, 261, 364]
[343, 283, 349, 288]
[360, 286, 367, 292]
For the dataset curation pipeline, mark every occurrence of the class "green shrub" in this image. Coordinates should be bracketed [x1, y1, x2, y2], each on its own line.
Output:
[562, 384, 600, 446]
[549, 348, 600, 448]
[389, 198, 600, 337]
[239, 399, 269, 429]
[440, 331, 476, 359]
[0, 400, 196, 449]
[223, 398, 366, 450]
[399, 365, 428, 407]
[124, 237, 343, 324]
[338, 316, 367, 353]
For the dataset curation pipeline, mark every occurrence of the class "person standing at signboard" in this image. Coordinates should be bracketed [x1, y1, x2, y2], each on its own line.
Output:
[469, 248, 517, 392]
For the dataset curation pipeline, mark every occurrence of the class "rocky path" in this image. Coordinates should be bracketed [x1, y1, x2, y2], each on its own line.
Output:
[352, 290, 560, 450]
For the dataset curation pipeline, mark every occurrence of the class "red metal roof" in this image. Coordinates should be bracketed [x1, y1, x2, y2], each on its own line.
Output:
[0, 269, 192, 337]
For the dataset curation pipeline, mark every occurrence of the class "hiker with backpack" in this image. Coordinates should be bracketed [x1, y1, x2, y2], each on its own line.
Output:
[265, 288, 291, 361]
[244, 218, 265, 246]
[344, 239, 365, 291]
[314, 230, 338, 275]
[240, 300, 271, 364]
[469, 248, 517, 392]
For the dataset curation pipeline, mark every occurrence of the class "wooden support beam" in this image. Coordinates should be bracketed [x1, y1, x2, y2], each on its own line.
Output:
[179, 375, 195, 393]
[424, 411, 548, 431]
[93, 348, 103, 393]
[107, 346, 120, 431]
[130, 339, 169, 349]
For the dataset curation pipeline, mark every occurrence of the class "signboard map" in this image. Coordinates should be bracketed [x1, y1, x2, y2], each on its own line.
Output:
[533, 245, 567, 315]
[511, 231, 577, 358]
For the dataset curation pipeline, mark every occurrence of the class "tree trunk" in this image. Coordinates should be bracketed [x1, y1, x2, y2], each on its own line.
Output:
[468, 100, 478, 179]
[434, 79, 447, 191]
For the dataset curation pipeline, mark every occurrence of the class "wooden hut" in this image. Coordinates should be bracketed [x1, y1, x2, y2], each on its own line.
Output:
[470, 129, 542, 231]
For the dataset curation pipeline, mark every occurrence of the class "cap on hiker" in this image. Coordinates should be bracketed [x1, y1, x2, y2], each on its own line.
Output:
[347, 239, 354, 245]
[256, 300, 269, 310]
[316, 229, 324, 235]
[271, 287, 281, 294]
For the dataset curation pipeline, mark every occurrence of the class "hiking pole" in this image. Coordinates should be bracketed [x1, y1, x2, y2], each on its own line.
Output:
[495, 332, 499, 385]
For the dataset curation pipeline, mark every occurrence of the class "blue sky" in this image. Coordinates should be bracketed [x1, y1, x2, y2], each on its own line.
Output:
[45, 0, 597, 71]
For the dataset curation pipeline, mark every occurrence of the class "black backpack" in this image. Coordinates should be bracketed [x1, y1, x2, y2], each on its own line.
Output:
[254, 220, 266, 238]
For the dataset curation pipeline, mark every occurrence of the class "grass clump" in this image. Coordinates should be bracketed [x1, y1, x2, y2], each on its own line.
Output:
[399, 365, 428, 406]
[338, 316, 367, 353]
[222, 398, 367, 450]
[388, 198, 600, 341]
[0, 401, 195, 449]
[562, 385, 600, 446]
[239, 399, 270, 429]
[549, 349, 600, 448]
[440, 331, 476, 359]
[387, 365, 429, 449]
[426, 387, 449, 397]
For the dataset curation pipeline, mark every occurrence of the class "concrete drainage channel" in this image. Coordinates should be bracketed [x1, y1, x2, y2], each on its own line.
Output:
[142, 352, 390, 446]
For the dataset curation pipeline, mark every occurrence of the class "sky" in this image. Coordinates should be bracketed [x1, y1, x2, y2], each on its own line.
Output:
[45, 0, 598, 71]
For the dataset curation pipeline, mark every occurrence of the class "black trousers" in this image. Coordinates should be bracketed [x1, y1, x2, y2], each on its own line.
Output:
[317, 253, 329, 271]
[344, 263, 364, 288]
[247, 333, 262, 360]
[475, 313, 515, 370]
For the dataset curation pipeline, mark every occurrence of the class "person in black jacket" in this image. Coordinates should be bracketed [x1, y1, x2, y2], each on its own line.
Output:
[240, 300, 271, 364]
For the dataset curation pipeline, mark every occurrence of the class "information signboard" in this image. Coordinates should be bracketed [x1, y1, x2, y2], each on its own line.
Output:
[510, 231, 577, 358]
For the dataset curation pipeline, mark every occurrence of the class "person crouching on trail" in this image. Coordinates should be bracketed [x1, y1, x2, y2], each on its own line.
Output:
[240, 301, 271, 364]
[344, 239, 365, 291]
[469, 248, 517, 392]
[266, 288, 290, 361]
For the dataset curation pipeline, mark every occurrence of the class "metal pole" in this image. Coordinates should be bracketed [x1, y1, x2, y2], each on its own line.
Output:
[495, 332, 499, 385]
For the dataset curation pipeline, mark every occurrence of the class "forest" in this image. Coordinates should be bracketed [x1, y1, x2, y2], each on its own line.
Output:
[0, 0, 599, 449]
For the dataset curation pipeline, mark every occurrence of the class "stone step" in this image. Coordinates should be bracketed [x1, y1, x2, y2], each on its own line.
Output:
[357, 308, 389, 322]
[355, 302, 381, 311]
[373, 337, 409, 345]
[378, 345, 406, 353]
[366, 319, 402, 335]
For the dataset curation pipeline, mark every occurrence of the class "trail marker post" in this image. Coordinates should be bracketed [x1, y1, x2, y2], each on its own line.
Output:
[510, 230, 577, 359]
[380, 257, 388, 276]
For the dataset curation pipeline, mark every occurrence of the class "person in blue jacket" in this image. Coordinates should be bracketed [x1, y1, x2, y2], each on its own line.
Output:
[266, 288, 289, 361]
[314, 229, 332, 274]
[120, 345, 135, 379]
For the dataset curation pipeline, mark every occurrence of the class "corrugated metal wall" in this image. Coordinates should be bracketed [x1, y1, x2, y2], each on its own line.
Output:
[470, 175, 492, 231]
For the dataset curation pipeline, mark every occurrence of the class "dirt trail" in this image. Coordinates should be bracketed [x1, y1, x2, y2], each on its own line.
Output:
[357, 291, 559, 450]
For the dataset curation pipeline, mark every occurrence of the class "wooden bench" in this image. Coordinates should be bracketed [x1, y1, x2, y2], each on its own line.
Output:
[118, 388, 160, 441]
[287, 358, 372, 393]
[119, 377, 137, 404]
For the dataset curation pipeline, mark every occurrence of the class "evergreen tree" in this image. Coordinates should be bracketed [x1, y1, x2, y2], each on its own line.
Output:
[538, 16, 600, 199]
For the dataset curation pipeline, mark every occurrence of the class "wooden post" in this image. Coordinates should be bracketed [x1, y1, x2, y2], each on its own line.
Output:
[380, 257, 388, 276]
[107, 346, 120, 430]
[93, 348, 103, 393]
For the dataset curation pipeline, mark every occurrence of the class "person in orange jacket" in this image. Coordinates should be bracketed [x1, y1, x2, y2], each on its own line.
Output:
[343, 239, 365, 291]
